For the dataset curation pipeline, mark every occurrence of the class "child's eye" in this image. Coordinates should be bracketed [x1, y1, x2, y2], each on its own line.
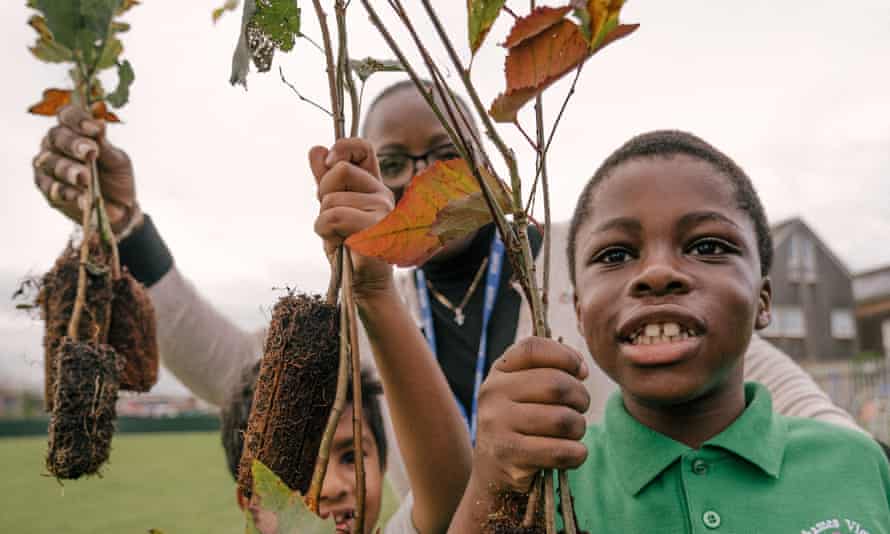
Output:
[688, 238, 735, 256]
[592, 247, 634, 265]
[341, 451, 355, 465]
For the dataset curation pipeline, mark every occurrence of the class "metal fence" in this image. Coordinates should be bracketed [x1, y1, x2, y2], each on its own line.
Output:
[806, 359, 890, 442]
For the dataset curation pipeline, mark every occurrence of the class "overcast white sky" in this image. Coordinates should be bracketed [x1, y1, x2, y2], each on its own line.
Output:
[2, 2, 889, 396]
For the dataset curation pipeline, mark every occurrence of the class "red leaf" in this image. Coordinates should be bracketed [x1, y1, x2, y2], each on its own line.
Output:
[28, 88, 121, 122]
[501, 5, 572, 49]
[346, 159, 486, 267]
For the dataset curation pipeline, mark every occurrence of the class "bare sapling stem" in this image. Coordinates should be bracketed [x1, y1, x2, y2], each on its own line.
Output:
[543, 472, 556, 533]
[307, 284, 351, 511]
[66, 158, 95, 342]
[307, 3, 367, 528]
[334, 3, 367, 531]
[343, 249, 366, 534]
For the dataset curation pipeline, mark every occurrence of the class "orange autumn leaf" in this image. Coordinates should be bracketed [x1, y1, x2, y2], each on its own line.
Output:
[28, 88, 70, 116]
[346, 159, 485, 267]
[501, 5, 571, 49]
[504, 18, 589, 94]
[489, 19, 638, 123]
[28, 88, 121, 122]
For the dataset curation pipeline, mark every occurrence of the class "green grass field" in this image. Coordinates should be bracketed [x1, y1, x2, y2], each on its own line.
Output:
[0, 432, 243, 533]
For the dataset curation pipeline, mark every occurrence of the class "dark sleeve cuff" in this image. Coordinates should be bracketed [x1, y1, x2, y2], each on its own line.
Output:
[118, 213, 173, 287]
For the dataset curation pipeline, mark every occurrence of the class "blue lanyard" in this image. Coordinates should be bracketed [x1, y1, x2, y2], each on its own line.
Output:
[415, 233, 505, 443]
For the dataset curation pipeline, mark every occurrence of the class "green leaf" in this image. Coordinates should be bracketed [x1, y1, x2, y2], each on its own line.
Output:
[349, 57, 404, 83]
[96, 37, 122, 70]
[248, 460, 337, 534]
[32, 0, 81, 49]
[106, 59, 134, 108]
[467, 0, 505, 55]
[80, 0, 121, 37]
[252, 0, 301, 53]
[30, 37, 74, 63]
[111, 21, 130, 33]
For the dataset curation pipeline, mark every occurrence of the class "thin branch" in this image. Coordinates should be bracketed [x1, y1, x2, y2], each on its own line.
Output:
[558, 469, 578, 534]
[544, 473, 556, 534]
[522, 474, 543, 527]
[536, 64, 583, 183]
[66, 165, 94, 341]
[344, 249, 366, 534]
[311, 0, 343, 141]
[514, 120, 538, 152]
[299, 32, 325, 54]
[279, 66, 333, 117]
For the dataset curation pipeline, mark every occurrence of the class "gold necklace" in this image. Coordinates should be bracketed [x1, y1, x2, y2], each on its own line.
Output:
[425, 257, 489, 326]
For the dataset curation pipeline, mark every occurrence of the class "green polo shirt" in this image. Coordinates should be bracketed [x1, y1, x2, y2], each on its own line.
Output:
[560, 382, 890, 533]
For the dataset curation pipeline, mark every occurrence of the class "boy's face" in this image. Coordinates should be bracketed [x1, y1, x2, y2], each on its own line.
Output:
[318, 405, 383, 534]
[572, 155, 771, 409]
[240, 405, 383, 534]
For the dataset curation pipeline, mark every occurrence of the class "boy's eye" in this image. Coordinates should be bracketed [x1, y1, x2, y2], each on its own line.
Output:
[592, 247, 634, 265]
[688, 238, 734, 256]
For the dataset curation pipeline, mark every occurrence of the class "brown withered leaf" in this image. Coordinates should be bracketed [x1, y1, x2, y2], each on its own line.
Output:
[501, 5, 571, 49]
[346, 159, 491, 267]
[489, 20, 638, 123]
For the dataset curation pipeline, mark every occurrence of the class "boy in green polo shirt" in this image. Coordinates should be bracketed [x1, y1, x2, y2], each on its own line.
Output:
[449, 131, 890, 533]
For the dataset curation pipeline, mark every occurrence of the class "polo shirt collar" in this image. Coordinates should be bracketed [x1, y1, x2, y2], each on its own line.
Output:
[604, 382, 787, 496]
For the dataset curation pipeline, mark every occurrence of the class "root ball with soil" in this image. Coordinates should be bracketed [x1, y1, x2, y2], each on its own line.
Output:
[237, 292, 340, 499]
[46, 337, 122, 479]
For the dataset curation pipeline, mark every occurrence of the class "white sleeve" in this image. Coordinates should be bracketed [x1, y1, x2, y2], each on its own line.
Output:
[148, 265, 264, 406]
[382, 492, 419, 534]
[744, 334, 863, 432]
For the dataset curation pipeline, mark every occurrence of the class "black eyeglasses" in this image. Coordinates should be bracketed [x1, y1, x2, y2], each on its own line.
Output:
[378, 144, 462, 179]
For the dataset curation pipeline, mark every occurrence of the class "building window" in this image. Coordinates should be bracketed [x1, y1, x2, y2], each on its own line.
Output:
[762, 306, 806, 338]
[830, 309, 855, 339]
[788, 233, 817, 283]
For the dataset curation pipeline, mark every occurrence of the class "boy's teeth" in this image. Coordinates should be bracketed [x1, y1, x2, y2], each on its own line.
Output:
[630, 322, 698, 345]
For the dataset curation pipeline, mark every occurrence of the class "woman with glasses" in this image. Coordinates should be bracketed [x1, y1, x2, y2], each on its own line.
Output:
[31, 78, 864, 526]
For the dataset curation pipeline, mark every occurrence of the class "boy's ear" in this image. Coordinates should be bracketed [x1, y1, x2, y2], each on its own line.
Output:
[754, 277, 772, 330]
[574, 291, 584, 337]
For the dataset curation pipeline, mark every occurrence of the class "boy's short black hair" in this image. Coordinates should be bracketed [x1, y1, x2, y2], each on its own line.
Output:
[567, 130, 773, 282]
[220, 361, 388, 481]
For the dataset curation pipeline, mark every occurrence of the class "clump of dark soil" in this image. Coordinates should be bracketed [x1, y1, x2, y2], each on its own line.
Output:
[485, 490, 546, 534]
[39, 239, 113, 410]
[108, 270, 158, 392]
[237, 292, 340, 499]
[46, 337, 122, 479]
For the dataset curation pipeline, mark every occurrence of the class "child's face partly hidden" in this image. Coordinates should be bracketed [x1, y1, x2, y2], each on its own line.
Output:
[572, 155, 771, 409]
[318, 405, 383, 534]
[240, 406, 383, 534]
